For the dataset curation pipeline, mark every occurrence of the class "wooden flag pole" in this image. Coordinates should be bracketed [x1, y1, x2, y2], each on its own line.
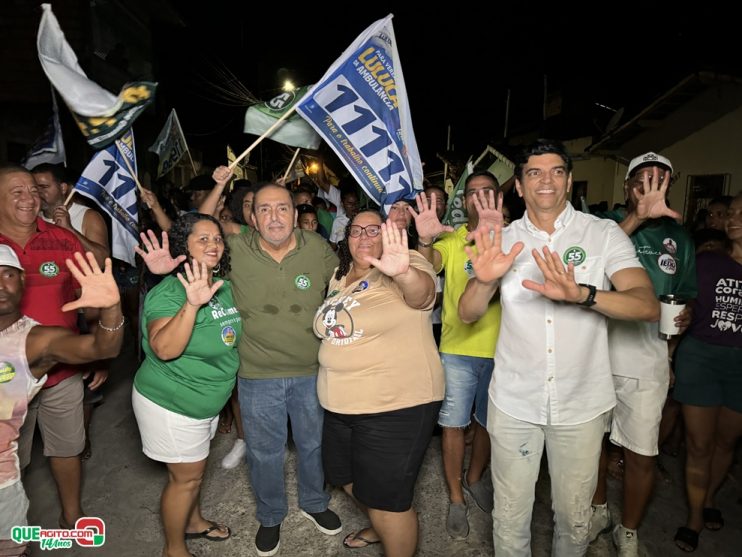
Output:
[229, 103, 299, 170]
[63, 187, 76, 207]
[115, 139, 145, 193]
[174, 111, 198, 176]
[186, 148, 198, 176]
[282, 148, 301, 183]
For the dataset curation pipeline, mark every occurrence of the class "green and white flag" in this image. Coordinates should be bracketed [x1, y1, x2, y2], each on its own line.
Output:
[443, 159, 473, 228]
[244, 86, 321, 150]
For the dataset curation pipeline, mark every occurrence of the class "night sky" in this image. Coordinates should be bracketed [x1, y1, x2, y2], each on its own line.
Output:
[155, 3, 738, 173]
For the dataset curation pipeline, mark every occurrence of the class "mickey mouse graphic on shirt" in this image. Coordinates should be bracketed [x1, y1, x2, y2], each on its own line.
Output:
[314, 294, 364, 344]
[321, 301, 350, 338]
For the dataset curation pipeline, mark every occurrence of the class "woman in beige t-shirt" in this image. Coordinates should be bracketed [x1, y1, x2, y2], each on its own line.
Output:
[313, 210, 444, 556]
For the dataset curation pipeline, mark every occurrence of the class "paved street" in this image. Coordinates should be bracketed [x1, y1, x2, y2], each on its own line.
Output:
[23, 336, 741, 556]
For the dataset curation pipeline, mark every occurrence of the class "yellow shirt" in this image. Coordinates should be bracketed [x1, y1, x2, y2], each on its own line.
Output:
[434, 225, 501, 358]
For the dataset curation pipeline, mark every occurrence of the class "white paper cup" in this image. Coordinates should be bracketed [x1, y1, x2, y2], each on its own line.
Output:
[659, 295, 686, 339]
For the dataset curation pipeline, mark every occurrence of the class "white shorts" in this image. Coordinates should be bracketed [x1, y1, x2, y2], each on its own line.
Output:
[132, 388, 218, 463]
[609, 375, 669, 457]
[0, 480, 29, 538]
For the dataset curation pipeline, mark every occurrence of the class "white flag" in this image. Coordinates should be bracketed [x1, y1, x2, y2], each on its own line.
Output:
[74, 131, 139, 265]
[149, 109, 189, 178]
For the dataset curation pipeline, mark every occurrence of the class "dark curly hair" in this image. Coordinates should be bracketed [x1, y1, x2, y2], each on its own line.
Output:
[335, 209, 383, 280]
[168, 213, 231, 278]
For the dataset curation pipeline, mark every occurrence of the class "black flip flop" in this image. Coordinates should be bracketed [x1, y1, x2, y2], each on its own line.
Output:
[343, 529, 380, 549]
[185, 521, 231, 542]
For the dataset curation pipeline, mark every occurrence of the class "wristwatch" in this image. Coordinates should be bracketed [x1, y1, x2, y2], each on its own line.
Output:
[577, 283, 597, 307]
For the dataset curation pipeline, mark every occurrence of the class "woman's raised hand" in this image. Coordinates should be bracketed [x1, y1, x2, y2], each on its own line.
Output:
[363, 222, 410, 277]
[176, 260, 223, 308]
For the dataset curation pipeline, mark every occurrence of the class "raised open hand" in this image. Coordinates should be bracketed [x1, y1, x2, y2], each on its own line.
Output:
[522, 247, 584, 302]
[409, 192, 454, 240]
[363, 222, 410, 277]
[464, 225, 523, 284]
[176, 260, 224, 307]
[632, 167, 681, 221]
[465, 189, 504, 241]
[62, 252, 120, 312]
[134, 230, 186, 275]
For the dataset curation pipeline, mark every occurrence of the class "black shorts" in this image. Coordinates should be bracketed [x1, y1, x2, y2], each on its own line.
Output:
[322, 401, 441, 512]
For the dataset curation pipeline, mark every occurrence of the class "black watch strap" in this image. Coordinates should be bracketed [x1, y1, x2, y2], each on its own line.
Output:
[577, 283, 597, 307]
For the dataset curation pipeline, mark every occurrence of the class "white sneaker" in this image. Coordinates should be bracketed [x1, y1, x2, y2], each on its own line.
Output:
[587, 504, 612, 543]
[612, 524, 639, 557]
[221, 439, 246, 469]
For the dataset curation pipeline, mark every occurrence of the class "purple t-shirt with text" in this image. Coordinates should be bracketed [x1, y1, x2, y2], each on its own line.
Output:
[687, 251, 742, 348]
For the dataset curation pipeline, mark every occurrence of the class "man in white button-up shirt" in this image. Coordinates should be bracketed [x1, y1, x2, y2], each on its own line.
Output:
[458, 139, 660, 557]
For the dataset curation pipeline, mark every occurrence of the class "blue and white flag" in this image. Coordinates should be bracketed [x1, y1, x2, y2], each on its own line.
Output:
[22, 90, 66, 170]
[74, 131, 139, 265]
[296, 14, 422, 214]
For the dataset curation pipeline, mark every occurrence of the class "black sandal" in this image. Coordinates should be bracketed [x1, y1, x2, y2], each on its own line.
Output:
[674, 526, 699, 552]
[703, 507, 724, 531]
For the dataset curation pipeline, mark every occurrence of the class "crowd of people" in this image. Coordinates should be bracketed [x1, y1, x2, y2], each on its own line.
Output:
[1, 139, 741, 557]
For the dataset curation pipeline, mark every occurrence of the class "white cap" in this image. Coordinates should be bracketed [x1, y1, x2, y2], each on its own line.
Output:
[625, 152, 673, 180]
[0, 245, 23, 270]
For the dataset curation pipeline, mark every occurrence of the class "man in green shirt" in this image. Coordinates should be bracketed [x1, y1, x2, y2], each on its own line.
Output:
[206, 167, 341, 557]
[589, 152, 697, 556]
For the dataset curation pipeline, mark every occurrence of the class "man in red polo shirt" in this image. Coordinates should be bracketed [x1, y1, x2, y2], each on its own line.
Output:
[0, 164, 86, 529]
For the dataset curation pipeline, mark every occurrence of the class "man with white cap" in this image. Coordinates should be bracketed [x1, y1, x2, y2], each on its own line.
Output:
[0, 245, 124, 556]
[0, 164, 87, 531]
[588, 152, 697, 556]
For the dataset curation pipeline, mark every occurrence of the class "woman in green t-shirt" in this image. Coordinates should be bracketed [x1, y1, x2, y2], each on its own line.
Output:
[132, 213, 242, 557]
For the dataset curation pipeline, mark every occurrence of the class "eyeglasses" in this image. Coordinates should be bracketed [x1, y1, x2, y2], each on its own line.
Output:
[349, 224, 382, 238]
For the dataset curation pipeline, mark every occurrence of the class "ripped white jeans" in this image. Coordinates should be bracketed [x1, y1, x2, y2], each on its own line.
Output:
[487, 401, 607, 557]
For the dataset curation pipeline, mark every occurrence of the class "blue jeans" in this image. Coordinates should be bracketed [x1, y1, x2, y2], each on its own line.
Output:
[238, 375, 329, 526]
[438, 353, 494, 428]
